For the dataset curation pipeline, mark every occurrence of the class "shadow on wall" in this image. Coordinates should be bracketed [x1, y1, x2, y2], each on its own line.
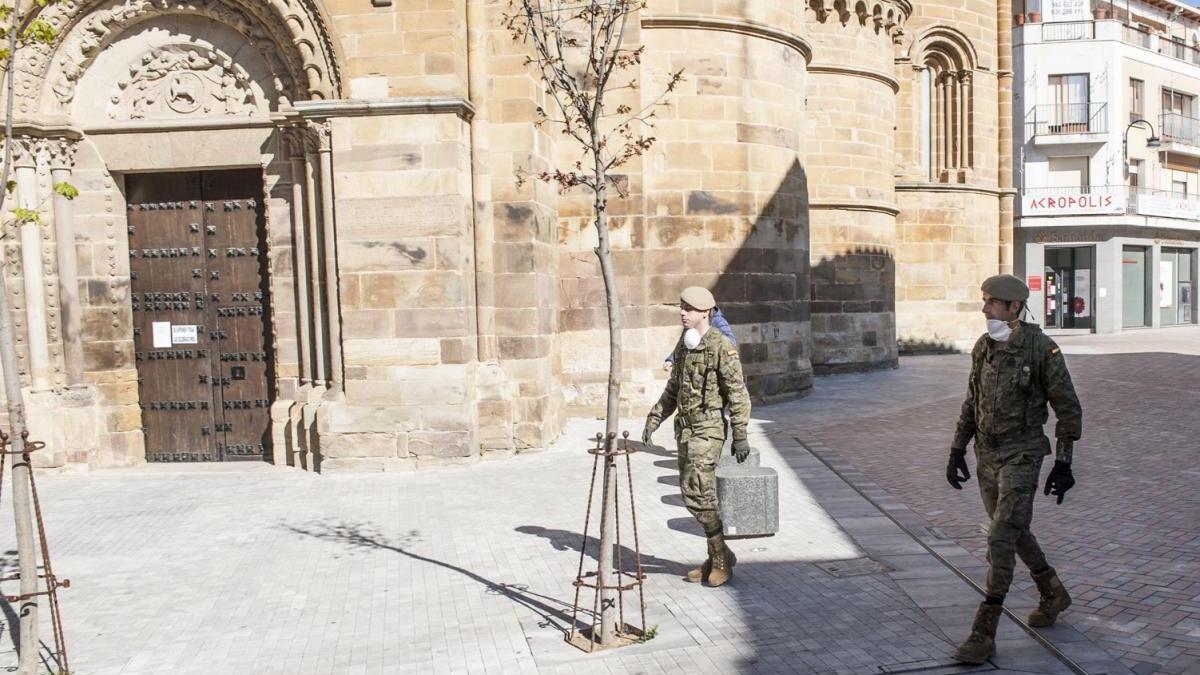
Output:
[707, 158, 813, 402]
[810, 246, 898, 374]
[898, 337, 962, 355]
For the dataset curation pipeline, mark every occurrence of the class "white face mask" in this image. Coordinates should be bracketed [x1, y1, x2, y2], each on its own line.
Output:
[986, 319, 1012, 342]
[683, 328, 702, 350]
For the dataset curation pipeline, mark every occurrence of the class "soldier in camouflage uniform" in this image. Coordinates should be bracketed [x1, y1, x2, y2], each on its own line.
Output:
[643, 287, 752, 587]
[947, 274, 1083, 665]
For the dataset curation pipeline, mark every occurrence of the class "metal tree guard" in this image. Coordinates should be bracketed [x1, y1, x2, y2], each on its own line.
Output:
[0, 429, 70, 674]
[567, 430, 647, 652]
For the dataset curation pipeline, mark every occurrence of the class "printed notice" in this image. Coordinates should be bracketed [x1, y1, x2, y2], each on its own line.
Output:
[172, 325, 199, 344]
[152, 321, 172, 348]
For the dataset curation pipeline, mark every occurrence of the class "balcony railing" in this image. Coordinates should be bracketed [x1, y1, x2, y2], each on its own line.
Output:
[1162, 112, 1200, 145]
[1120, 23, 1200, 66]
[1026, 102, 1108, 137]
[1019, 185, 1200, 221]
[1043, 21, 1094, 41]
[1123, 24, 1152, 49]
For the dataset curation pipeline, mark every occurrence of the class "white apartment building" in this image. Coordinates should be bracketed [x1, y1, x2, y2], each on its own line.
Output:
[1014, 0, 1199, 333]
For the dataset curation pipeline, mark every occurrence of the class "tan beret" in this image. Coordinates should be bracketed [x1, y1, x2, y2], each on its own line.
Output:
[680, 286, 716, 311]
[981, 274, 1029, 302]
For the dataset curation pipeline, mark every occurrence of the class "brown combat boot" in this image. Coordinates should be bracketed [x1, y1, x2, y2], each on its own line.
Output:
[952, 603, 1003, 664]
[681, 538, 734, 576]
[1028, 568, 1072, 627]
[685, 559, 711, 583]
[705, 533, 734, 587]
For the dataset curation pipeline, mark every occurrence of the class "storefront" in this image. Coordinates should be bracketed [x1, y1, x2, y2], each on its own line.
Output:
[1043, 245, 1095, 330]
[1018, 226, 1200, 333]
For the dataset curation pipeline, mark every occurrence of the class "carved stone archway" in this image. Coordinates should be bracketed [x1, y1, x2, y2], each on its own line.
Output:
[15, 0, 343, 118]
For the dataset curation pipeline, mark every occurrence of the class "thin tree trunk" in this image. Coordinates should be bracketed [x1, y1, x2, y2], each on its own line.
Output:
[1, 1, 43, 671]
[591, 153, 622, 644]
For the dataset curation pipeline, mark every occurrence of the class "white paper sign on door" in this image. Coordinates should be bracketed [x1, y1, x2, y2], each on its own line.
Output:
[1160, 261, 1175, 308]
[152, 321, 172, 348]
[172, 324, 199, 344]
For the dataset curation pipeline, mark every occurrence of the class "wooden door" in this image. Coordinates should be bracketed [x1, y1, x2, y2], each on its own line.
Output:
[127, 169, 274, 462]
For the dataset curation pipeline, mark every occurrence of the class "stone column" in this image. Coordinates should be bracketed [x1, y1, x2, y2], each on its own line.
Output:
[313, 121, 344, 394]
[285, 129, 313, 386]
[997, 0, 1016, 274]
[940, 74, 951, 177]
[47, 138, 84, 387]
[302, 128, 327, 387]
[958, 72, 972, 174]
[14, 137, 51, 390]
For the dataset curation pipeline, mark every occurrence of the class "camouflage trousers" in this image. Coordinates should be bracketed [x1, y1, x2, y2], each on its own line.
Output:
[976, 446, 1051, 598]
[677, 428, 724, 537]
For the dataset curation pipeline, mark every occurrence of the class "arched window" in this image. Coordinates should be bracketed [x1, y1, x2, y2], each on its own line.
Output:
[913, 30, 977, 182]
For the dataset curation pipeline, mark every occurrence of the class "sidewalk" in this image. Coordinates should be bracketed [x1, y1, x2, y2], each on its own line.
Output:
[0, 414, 1123, 674]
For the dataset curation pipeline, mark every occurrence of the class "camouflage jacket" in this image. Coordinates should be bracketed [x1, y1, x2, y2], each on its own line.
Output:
[647, 327, 751, 441]
[954, 321, 1082, 459]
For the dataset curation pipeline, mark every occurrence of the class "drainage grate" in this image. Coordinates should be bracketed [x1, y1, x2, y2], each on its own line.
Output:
[813, 556, 896, 578]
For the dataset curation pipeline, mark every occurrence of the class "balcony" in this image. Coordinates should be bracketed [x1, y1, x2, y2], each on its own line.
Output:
[1160, 112, 1200, 156]
[1025, 103, 1108, 145]
[1121, 23, 1200, 67]
[1018, 185, 1200, 222]
[1042, 21, 1095, 42]
[1130, 187, 1200, 221]
[1123, 23, 1153, 50]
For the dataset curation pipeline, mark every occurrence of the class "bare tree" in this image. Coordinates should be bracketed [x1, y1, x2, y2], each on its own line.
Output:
[504, 0, 682, 646]
[0, 1, 71, 673]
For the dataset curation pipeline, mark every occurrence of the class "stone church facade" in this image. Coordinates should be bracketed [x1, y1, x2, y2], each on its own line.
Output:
[1, 0, 1012, 471]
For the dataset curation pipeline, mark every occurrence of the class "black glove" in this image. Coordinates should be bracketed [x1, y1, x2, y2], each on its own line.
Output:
[641, 419, 659, 446]
[1043, 460, 1075, 504]
[946, 448, 970, 489]
[732, 438, 751, 463]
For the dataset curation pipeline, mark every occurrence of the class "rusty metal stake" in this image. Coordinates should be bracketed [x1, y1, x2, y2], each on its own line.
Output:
[567, 431, 646, 652]
[0, 429, 71, 674]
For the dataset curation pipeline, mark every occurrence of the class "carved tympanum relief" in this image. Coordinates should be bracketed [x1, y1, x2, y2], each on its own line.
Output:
[109, 45, 260, 119]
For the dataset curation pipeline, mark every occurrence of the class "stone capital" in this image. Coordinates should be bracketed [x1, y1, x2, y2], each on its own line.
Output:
[43, 137, 79, 171]
[280, 126, 308, 160]
[304, 120, 331, 153]
[8, 136, 40, 168]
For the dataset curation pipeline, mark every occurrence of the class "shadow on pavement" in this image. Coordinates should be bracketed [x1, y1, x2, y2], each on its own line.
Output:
[0, 550, 66, 675]
[283, 521, 582, 633]
[514, 525, 692, 578]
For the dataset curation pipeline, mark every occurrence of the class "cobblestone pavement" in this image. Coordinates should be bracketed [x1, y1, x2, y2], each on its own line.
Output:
[761, 326, 1200, 675]
[0, 419, 1096, 673]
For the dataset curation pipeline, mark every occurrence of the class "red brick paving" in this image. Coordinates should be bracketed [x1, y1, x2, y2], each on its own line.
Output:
[762, 352, 1200, 675]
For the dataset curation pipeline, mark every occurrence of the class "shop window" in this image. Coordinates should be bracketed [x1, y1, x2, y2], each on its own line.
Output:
[1045, 246, 1095, 331]
[1122, 246, 1150, 329]
[1161, 248, 1197, 325]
